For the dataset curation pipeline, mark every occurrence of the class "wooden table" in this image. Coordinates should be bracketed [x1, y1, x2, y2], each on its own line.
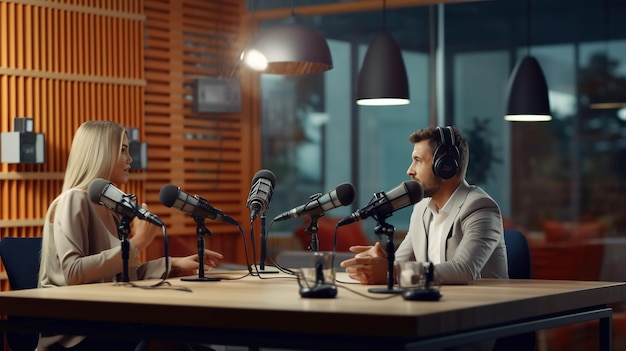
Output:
[0, 272, 624, 350]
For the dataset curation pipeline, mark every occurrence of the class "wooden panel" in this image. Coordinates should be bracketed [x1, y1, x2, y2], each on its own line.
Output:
[0, 0, 146, 290]
[143, 0, 258, 265]
[2, 0, 259, 287]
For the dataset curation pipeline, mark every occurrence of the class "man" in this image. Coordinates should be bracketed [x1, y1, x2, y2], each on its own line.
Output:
[340, 125, 508, 285]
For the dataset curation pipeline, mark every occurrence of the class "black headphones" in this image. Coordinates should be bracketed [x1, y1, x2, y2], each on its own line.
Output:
[432, 126, 460, 180]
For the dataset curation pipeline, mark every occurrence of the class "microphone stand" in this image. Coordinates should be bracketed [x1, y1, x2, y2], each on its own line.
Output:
[305, 215, 321, 252]
[257, 212, 278, 273]
[368, 217, 403, 294]
[181, 216, 221, 282]
[117, 215, 133, 283]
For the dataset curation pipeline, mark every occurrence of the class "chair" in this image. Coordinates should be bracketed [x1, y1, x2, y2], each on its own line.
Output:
[503, 229, 532, 279]
[275, 250, 355, 272]
[0, 237, 42, 351]
[493, 230, 536, 351]
[293, 216, 371, 252]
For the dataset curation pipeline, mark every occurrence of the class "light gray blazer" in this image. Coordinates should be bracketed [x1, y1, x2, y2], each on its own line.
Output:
[395, 180, 508, 284]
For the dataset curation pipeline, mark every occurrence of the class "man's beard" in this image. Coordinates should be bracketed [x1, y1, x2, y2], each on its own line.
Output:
[419, 178, 441, 198]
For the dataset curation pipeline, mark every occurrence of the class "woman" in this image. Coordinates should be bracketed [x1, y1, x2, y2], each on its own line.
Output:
[38, 120, 223, 350]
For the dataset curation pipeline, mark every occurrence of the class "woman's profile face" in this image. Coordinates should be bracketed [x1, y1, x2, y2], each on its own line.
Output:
[110, 133, 132, 186]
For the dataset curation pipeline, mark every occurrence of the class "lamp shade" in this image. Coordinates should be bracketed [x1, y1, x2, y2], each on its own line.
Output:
[242, 22, 333, 75]
[589, 99, 626, 110]
[505, 56, 552, 122]
[356, 32, 410, 106]
[588, 81, 626, 109]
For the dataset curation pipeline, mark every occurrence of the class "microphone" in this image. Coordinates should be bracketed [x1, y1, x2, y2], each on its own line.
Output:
[337, 181, 423, 227]
[246, 169, 276, 222]
[273, 183, 356, 222]
[87, 178, 164, 227]
[159, 184, 239, 226]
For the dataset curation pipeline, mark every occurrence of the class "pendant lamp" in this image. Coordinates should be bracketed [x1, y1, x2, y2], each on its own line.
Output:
[505, 56, 552, 122]
[356, 0, 409, 106]
[504, 0, 551, 122]
[588, 0, 626, 109]
[241, 2, 332, 75]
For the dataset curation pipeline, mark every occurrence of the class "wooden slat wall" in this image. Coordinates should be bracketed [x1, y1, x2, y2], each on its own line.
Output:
[142, 0, 258, 264]
[0, 0, 147, 291]
[1, 0, 258, 291]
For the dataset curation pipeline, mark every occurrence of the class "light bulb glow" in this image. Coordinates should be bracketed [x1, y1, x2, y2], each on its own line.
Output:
[504, 114, 552, 122]
[243, 49, 268, 71]
[356, 98, 410, 106]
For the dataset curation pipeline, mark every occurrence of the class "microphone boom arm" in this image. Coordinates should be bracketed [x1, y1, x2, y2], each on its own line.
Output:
[116, 213, 133, 283]
[180, 197, 221, 283]
[366, 199, 404, 295]
[303, 193, 323, 252]
[305, 215, 321, 252]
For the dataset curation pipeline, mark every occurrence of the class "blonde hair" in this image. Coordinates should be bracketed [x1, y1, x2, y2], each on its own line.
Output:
[39, 121, 126, 286]
[62, 120, 127, 192]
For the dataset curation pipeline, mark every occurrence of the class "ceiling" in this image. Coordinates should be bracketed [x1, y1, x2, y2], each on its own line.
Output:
[250, 0, 626, 54]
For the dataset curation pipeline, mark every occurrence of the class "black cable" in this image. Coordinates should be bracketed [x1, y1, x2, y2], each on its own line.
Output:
[116, 225, 192, 292]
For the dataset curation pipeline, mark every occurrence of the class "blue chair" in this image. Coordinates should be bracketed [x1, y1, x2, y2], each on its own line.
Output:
[493, 230, 535, 351]
[504, 229, 532, 279]
[0, 237, 42, 351]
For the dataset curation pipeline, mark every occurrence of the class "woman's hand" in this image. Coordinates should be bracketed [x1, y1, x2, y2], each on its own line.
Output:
[170, 249, 224, 277]
[129, 203, 161, 251]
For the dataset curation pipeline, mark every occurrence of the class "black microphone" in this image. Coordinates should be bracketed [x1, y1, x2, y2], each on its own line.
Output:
[273, 183, 356, 222]
[337, 181, 423, 227]
[159, 184, 239, 226]
[87, 178, 164, 227]
[247, 169, 276, 222]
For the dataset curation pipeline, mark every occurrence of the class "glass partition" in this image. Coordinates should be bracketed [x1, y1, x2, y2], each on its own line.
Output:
[255, 1, 626, 288]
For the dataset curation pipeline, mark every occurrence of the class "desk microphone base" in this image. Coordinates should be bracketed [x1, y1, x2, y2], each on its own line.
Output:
[368, 287, 404, 294]
[252, 264, 279, 274]
[256, 268, 279, 274]
[181, 276, 221, 282]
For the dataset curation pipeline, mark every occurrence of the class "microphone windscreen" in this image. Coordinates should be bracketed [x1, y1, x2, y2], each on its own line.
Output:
[159, 184, 180, 208]
[252, 169, 276, 187]
[336, 183, 356, 206]
[405, 181, 424, 204]
[87, 178, 110, 204]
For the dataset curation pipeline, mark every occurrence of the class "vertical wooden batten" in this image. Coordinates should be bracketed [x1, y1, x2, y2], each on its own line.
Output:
[1, 0, 260, 289]
[0, 0, 148, 291]
[143, 0, 256, 264]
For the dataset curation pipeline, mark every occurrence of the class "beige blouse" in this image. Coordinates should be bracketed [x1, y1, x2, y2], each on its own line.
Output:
[37, 188, 169, 349]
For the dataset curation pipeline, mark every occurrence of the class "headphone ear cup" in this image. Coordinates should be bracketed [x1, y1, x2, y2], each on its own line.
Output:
[432, 126, 460, 180]
[433, 149, 459, 180]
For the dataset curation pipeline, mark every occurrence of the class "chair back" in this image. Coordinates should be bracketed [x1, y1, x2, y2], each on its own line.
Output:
[493, 230, 536, 351]
[504, 229, 531, 279]
[0, 236, 42, 351]
[275, 250, 354, 272]
[0, 237, 42, 290]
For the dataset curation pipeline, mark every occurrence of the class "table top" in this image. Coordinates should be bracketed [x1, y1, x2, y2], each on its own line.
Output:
[0, 272, 624, 340]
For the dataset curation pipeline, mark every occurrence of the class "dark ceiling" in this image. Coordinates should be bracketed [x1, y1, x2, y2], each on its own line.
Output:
[253, 0, 626, 54]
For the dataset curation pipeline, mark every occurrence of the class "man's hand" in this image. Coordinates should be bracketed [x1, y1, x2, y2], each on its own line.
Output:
[339, 242, 388, 285]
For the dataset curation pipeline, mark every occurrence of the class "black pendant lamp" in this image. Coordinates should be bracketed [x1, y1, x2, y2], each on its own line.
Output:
[505, 56, 552, 121]
[504, 0, 551, 122]
[356, 0, 409, 106]
[242, 2, 333, 75]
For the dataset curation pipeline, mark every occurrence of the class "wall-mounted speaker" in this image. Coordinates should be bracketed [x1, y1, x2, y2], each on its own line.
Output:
[193, 77, 242, 113]
[1, 118, 45, 164]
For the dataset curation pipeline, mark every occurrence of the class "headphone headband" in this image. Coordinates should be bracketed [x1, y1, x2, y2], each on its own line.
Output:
[432, 126, 460, 179]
